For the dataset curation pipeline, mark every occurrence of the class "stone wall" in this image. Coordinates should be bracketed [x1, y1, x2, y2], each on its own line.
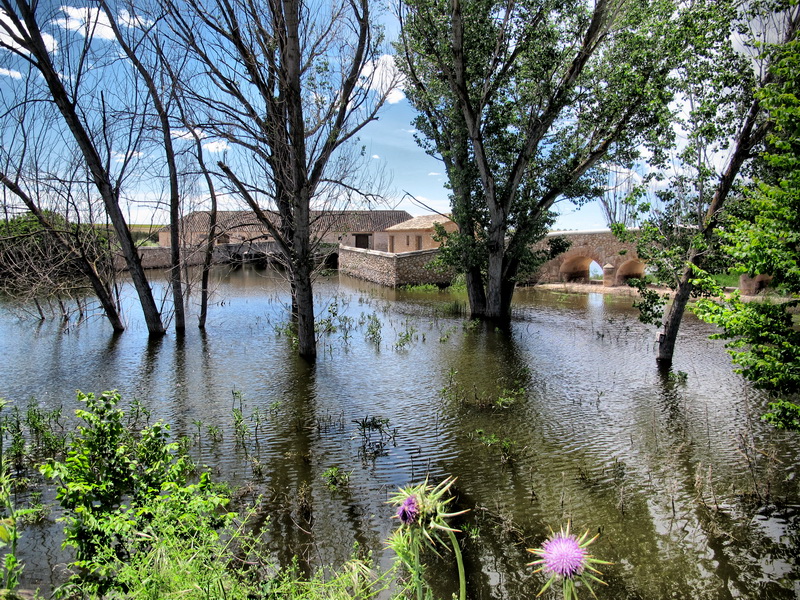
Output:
[338, 246, 453, 287]
[114, 246, 207, 270]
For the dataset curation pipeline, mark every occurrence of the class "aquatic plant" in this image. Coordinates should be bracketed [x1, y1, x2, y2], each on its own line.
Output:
[321, 465, 351, 490]
[388, 477, 468, 600]
[0, 467, 30, 591]
[527, 522, 610, 599]
[363, 312, 383, 345]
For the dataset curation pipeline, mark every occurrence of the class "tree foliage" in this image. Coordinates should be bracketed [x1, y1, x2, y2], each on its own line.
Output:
[694, 36, 800, 431]
[612, 0, 800, 363]
[397, 0, 686, 321]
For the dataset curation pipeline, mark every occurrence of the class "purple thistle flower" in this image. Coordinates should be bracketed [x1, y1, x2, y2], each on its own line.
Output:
[539, 532, 587, 578]
[397, 495, 420, 525]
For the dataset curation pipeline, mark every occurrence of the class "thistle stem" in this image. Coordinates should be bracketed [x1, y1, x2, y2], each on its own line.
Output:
[413, 540, 424, 600]
[447, 528, 466, 600]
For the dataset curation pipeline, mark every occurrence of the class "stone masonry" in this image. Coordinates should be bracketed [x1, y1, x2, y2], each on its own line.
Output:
[338, 246, 453, 287]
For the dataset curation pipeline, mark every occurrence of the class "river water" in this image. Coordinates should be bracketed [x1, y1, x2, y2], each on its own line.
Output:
[1, 265, 798, 599]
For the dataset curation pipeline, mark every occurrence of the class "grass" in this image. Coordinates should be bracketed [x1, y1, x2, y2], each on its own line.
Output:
[712, 272, 742, 289]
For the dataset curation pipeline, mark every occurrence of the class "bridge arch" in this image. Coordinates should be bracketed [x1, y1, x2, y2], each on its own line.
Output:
[615, 258, 646, 285]
[559, 255, 604, 283]
[532, 230, 644, 287]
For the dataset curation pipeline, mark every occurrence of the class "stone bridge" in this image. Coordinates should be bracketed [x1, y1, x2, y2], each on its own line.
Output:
[533, 229, 644, 286]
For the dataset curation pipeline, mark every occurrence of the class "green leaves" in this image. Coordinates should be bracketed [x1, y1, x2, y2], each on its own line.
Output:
[39, 390, 221, 594]
[691, 37, 800, 429]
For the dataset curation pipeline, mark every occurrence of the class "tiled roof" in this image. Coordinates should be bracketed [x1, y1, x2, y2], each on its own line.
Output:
[385, 214, 454, 231]
[161, 209, 413, 235]
[310, 210, 414, 233]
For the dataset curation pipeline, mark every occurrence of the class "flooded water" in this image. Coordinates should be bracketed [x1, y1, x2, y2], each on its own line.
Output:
[1, 265, 798, 599]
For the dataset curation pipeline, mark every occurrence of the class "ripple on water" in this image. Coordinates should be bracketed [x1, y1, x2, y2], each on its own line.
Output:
[2, 271, 798, 599]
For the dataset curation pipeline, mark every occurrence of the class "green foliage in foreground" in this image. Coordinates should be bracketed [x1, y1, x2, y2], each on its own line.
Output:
[693, 38, 800, 431]
[22, 391, 400, 600]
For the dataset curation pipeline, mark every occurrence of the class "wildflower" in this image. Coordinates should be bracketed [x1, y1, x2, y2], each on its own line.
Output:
[528, 522, 611, 599]
[397, 494, 420, 524]
[388, 477, 469, 600]
[539, 532, 587, 578]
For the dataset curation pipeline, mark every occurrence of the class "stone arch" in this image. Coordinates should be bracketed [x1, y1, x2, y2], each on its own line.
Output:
[615, 259, 646, 285]
[559, 254, 601, 283]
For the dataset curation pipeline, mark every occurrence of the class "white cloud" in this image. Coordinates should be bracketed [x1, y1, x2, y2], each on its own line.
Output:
[372, 154, 380, 159]
[0, 67, 22, 79]
[386, 88, 405, 105]
[171, 128, 207, 141]
[1, 9, 58, 53]
[118, 9, 153, 29]
[112, 150, 143, 163]
[202, 140, 229, 153]
[428, 172, 441, 176]
[360, 54, 405, 104]
[53, 6, 116, 40]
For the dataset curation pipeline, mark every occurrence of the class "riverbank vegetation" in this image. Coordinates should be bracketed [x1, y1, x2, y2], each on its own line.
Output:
[0, 392, 556, 600]
[0, 392, 397, 599]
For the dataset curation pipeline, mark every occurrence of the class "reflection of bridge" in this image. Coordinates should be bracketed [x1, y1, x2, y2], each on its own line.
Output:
[533, 230, 644, 286]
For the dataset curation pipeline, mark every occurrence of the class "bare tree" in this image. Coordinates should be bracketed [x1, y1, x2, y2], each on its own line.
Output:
[0, 0, 166, 335]
[598, 165, 642, 228]
[166, 0, 395, 359]
[0, 172, 125, 330]
[96, 0, 188, 333]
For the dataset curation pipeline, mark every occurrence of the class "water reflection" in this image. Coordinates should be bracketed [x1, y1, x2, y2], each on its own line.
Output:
[1, 266, 798, 598]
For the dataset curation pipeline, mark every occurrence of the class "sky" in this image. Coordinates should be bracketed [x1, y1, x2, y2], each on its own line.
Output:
[354, 97, 609, 232]
[0, 3, 610, 233]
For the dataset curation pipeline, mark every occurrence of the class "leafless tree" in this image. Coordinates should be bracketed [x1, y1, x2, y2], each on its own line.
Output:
[95, 0, 189, 332]
[598, 165, 642, 228]
[0, 171, 125, 330]
[0, 0, 166, 335]
[166, 0, 396, 359]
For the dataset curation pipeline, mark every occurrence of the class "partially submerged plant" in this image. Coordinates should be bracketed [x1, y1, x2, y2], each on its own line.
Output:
[527, 522, 611, 599]
[387, 477, 468, 600]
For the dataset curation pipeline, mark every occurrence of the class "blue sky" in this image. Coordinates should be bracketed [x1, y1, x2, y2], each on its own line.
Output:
[359, 98, 609, 231]
[0, 4, 609, 232]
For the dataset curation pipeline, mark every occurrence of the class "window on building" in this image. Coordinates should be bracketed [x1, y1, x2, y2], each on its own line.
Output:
[354, 233, 370, 249]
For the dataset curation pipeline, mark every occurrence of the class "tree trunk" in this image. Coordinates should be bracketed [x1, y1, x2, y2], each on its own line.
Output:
[464, 267, 487, 318]
[657, 270, 694, 365]
[98, 0, 185, 333]
[15, 3, 165, 336]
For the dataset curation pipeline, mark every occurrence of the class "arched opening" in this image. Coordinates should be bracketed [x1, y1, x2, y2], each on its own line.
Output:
[589, 261, 603, 281]
[559, 255, 600, 283]
[616, 259, 646, 285]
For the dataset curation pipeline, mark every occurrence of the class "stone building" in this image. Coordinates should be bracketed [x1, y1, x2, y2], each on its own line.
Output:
[382, 214, 458, 253]
[158, 209, 412, 249]
[339, 214, 458, 287]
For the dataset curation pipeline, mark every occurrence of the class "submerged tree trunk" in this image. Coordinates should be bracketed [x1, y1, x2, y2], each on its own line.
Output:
[11, 2, 165, 336]
[656, 269, 694, 365]
[464, 267, 487, 318]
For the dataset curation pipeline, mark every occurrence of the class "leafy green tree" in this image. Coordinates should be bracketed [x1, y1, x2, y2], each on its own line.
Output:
[396, 0, 685, 323]
[694, 37, 800, 431]
[613, 0, 800, 365]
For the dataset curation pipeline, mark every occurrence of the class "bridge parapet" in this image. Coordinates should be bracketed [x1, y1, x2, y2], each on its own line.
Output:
[532, 229, 644, 286]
